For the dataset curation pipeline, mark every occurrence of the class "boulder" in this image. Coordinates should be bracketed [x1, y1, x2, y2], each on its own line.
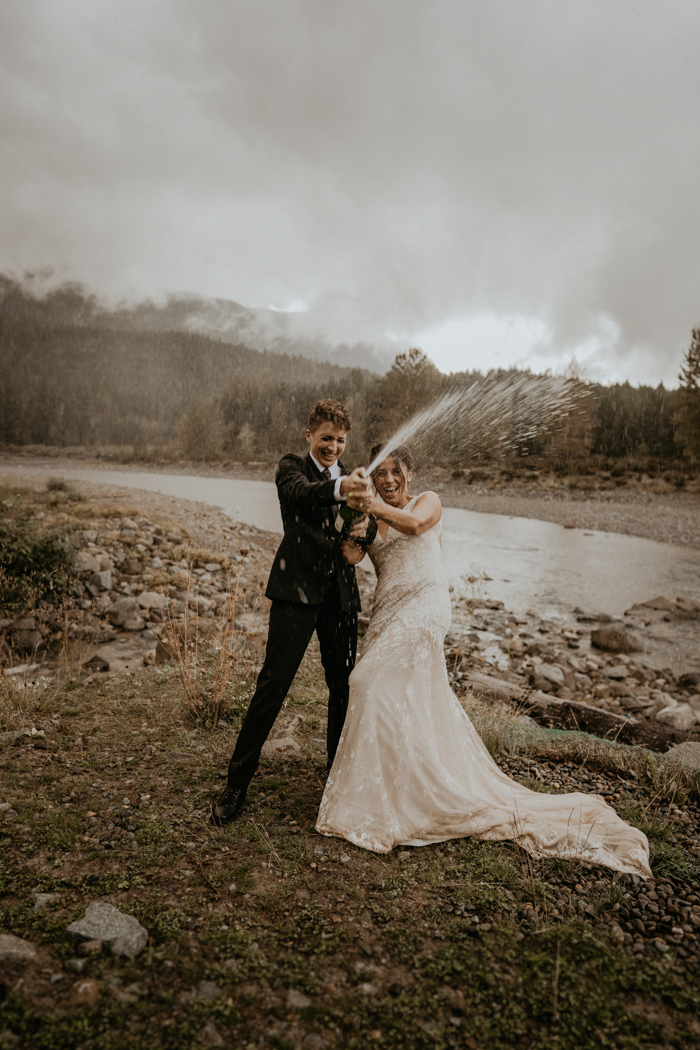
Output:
[537, 663, 566, 688]
[0, 932, 38, 965]
[106, 598, 145, 632]
[655, 701, 698, 732]
[188, 595, 213, 612]
[88, 570, 112, 593]
[66, 902, 148, 958]
[679, 672, 700, 688]
[261, 736, 301, 759]
[9, 619, 44, 653]
[605, 665, 629, 680]
[676, 597, 700, 616]
[92, 634, 156, 673]
[136, 591, 169, 610]
[591, 627, 641, 653]
[642, 596, 677, 612]
[75, 550, 101, 573]
[664, 741, 700, 770]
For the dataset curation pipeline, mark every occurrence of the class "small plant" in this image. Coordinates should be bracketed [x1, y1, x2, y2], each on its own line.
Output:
[162, 550, 262, 728]
[45, 477, 85, 502]
[0, 512, 79, 614]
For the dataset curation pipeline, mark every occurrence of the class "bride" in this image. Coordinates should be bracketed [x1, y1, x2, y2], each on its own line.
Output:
[316, 444, 651, 878]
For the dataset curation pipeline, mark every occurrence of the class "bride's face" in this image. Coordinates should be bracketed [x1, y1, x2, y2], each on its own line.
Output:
[372, 456, 412, 506]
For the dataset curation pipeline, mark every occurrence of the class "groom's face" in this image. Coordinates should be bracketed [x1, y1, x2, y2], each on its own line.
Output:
[306, 421, 347, 469]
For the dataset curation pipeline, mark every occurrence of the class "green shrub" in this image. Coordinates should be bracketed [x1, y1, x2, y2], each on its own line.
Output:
[0, 513, 78, 613]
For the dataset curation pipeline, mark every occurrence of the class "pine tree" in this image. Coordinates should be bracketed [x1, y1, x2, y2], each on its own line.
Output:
[675, 329, 700, 461]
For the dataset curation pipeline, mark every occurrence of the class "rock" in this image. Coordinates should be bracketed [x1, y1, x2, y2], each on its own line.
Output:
[66, 902, 148, 957]
[200, 1022, 225, 1047]
[605, 666, 629, 680]
[0, 932, 38, 965]
[92, 634, 155, 673]
[664, 741, 700, 769]
[642, 596, 677, 612]
[575, 609, 614, 623]
[82, 655, 110, 673]
[573, 672, 592, 688]
[33, 892, 58, 913]
[78, 939, 103, 956]
[69, 978, 101, 1010]
[191, 980, 221, 1001]
[88, 570, 112, 593]
[9, 625, 44, 653]
[591, 627, 641, 653]
[679, 672, 700, 688]
[106, 598, 145, 631]
[286, 988, 312, 1010]
[123, 558, 142, 575]
[609, 682, 631, 698]
[65, 957, 88, 974]
[121, 518, 138, 530]
[76, 550, 101, 573]
[537, 663, 565, 688]
[655, 702, 698, 732]
[136, 591, 169, 610]
[188, 595, 213, 612]
[204, 562, 223, 573]
[261, 736, 301, 759]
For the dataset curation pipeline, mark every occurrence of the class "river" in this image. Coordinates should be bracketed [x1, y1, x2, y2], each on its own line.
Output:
[3, 464, 700, 620]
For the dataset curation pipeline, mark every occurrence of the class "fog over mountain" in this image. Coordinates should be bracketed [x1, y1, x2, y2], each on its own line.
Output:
[1, 2, 699, 384]
[99, 292, 396, 373]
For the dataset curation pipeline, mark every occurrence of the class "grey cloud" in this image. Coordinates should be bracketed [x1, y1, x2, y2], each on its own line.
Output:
[0, 0, 699, 381]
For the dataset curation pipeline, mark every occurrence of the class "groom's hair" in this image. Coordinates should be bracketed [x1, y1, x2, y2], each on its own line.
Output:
[308, 399, 353, 432]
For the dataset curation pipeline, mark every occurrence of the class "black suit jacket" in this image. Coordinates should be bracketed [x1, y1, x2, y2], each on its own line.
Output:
[265, 453, 377, 613]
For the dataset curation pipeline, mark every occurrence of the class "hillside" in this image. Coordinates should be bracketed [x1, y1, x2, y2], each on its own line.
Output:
[0, 276, 375, 448]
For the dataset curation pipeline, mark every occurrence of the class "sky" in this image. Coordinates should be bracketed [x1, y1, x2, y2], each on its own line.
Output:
[1, 0, 699, 385]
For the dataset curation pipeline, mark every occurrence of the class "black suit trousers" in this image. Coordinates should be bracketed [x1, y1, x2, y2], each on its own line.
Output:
[226, 574, 357, 793]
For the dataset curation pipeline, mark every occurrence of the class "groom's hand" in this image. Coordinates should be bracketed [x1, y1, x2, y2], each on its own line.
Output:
[349, 514, 370, 540]
[339, 467, 370, 500]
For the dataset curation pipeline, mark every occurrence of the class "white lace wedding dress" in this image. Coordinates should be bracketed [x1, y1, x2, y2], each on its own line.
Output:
[317, 495, 651, 877]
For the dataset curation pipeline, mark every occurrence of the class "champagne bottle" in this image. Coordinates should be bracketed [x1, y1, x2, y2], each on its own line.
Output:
[334, 502, 365, 536]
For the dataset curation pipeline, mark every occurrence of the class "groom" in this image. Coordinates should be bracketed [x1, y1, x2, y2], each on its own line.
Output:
[211, 398, 374, 825]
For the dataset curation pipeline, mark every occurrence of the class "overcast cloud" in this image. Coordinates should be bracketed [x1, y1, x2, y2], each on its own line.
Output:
[1, 0, 699, 383]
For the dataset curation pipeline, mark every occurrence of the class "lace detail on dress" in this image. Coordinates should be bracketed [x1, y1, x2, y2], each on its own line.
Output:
[316, 494, 651, 877]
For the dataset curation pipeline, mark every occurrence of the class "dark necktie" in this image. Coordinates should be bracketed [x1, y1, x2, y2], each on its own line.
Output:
[322, 468, 339, 521]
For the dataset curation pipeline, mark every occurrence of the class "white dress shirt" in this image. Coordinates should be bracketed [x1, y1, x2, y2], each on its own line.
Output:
[309, 452, 346, 502]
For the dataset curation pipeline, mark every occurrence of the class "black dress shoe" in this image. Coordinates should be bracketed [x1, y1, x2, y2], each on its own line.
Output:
[210, 785, 247, 826]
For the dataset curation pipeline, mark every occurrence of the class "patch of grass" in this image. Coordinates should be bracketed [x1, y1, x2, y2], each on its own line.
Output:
[649, 841, 700, 881]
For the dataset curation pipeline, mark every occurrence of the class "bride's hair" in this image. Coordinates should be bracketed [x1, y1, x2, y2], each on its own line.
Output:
[369, 443, 414, 497]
